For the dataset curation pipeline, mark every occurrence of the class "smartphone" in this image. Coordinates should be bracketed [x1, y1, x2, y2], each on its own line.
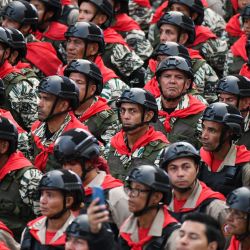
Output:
[92, 186, 106, 206]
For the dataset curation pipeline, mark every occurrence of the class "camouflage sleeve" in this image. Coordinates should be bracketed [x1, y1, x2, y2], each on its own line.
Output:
[8, 80, 38, 130]
[19, 168, 43, 216]
[125, 30, 153, 61]
[153, 147, 166, 167]
[103, 142, 111, 160]
[223, 49, 233, 76]
[17, 131, 32, 160]
[148, 23, 160, 48]
[145, 65, 155, 84]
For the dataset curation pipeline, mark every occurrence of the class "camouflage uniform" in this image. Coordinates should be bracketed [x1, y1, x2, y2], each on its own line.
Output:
[206, 0, 225, 17]
[0, 0, 12, 8]
[223, 49, 245, 75]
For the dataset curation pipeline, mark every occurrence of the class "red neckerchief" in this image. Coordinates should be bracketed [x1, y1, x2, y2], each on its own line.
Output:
[112, 13, 141, 32]
[191, 26, 217, 47]
[15, 61, 32, 69]
[0, 151, 32, 181]
[103, 27, 129, 47]
[57, 64, 66, 76]
[227, 236, 240, 250]
[61, 0, 71, 5]
[231, 34, 248, 61]
[0, 242, 10, 250]
[148, 59, 157, 72]
[0, 60, 20, 79]
[26, 42, 62, 76]
[0, 221, 14, 237]
[78, 97, 111, 122]
[200, 145, 250, 168]
[111, 126, 169, 156]
[0, 109, 25, 133]
[85, 174, 124, 196]
[28, 216, 66, 246]
[94, 55, 118, 83]
[151, 1, 168, 24]
[187, 48, 203, 59]
[231, 0, 238, 11]
[120, 206, 177, 250]
[144, 76, 161, 98]
[240, 63, 250, 78]
[159, 95, 206, 132]
[173, 181, 225, 212]
[32, 113, 89, 172]
[226, 14, 243, 37]
[201, 0, 208, 7]
[132, 0, 151, 8]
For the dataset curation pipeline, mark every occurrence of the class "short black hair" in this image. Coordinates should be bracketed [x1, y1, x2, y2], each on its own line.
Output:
[182, 212, 225, 250]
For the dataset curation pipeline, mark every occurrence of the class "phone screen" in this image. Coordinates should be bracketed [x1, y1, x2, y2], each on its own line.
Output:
[92, 186, 105, 206]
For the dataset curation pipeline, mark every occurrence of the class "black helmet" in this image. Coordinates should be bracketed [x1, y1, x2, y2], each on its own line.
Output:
[168, 0, 204, 25]
[116, 88, 158, 122]
[227, 187, 250, 213]
[64, 59, 103, 96]
[5, 28, 27, 59]
[54, 128, 100, 165]
[0, 0, 38, 31]
[65, 22, 105, 54]
[38, 75, 80, 110]
[156, 56, 194, 83]
[241, 5, 250, 22]
[38, 169, 85, 209]
[0, 27, 11, 48]
[0, 116, 18, 154]
[37, 0, 62, 11]
[216, 75, 250, 98]
[152, 42, 191, 61]
[202, 102, 244, 140]
[160, 141, 200, 170]
[157, 11, 196, 45]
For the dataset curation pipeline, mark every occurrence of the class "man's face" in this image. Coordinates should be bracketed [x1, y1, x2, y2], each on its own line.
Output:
[66, 37, 86, 63]
[166, 157, 198, 191]
[176, 221, 213, 250]
[159, 24, 179, 43]
[238, 0, 250, 10]
[243, 18, 250, 36]
[239, 96, 250, 118]
[159, 69, 191, 99]
[63, 160, 83, 179]
[0, 43, 9, 63]
[1, 16, 20, 29]
[218, 92, 238, 107]
[30, 0, 46, 23]
[170, 3, 191, 17]
[201, 120, 223, 151]
[78, 2, 97, 22]
[65, 235, 89, 250]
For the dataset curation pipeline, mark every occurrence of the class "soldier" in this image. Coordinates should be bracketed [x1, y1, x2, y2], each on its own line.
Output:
[0, 116, 42, 241]
[154, 56, 206, 148]
[105, 88, 169, 181]
[119, 164, 180, 250]
[21, 169, 85, 249]
[160, 142, 227, 225]
[199, 102, 250, 196]
[64, 21, 129, 106]
[0, 26, 38, 131]
[31, 75, 88, 173]
[64, 59, 119, 145]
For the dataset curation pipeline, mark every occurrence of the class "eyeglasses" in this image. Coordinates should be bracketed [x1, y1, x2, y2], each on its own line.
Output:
[225, 208, 248, 220]
[124, 186, 151, 197]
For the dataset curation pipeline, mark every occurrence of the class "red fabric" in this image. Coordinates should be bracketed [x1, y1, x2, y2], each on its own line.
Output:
[158, 95, 206, 132]
[26, 42, 62, 76]
[28, 216, 66, 246]
[0, 60, 20, 79]
[227, 235, 240, 250]
[187, 48, 203, 59]
[0, 242, 10, 250]
[240, 63, 250, 78]
[78, 97, 111, 122]
[231, 0, 239, 11]
[173, 181, 225, 213]
[226, 14, 243, 37]
[112, 13, 141, 32]
[201, 0, 208, 7]
[0, 109, 25, 133]
[111, 126, 169, 156]
[85, 174, 124, 196]
[200, 145, 250, 171]
[32, 112, 89, 172]
[93, 156, 110, 174]
[144, 76, 161, 98]
[151, 1, 169, 24]
[0, 221, 13, 237]
[120, 206, 177, 250]
[148, 59, 157, 72]
[0, 151, 32, 181]
[61, 0, 71, 5]
[231, 34, 248, 61]
[174, 198, 187, 212]
[94, 55, 119, 83]
[103, 28, 129, 47]
[15, 61, 32, 69]
[46, 231, 56, 244]
[132, 0, 151, 8]
[191, 26, 217, 47]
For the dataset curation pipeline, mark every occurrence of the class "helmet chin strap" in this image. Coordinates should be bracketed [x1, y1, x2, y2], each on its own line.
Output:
[122, 121, 149, 132]
[49, 195, 69, 220]
[212, 126, 231, 153]
[172, 179, 197, 194]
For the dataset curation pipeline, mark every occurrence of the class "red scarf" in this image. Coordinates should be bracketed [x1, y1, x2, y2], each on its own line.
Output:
[240, 63, 250, 78]
[187, 48, 203, 59]
[0, 151, 32, 181]
[191, 26, 217, 47]
[144, 76, 161, 98]
[0, 60, 20, 79]
[15, 61, 32, 70]
[78, 97, 111, 122]
[132, 0, 151, 8]
[103, 28, 129, 47]
[111, 126, 168, 156]
[159, 95, 206, 132]
[26, 42, 62, 76]
[112, 13, 141, 32]
[0, 242, 10, 250]
[0, 221, 13, 237]
[200, 145, 250, 169]
[148, 59, 157, 72]
[227, 235, 240, 250]
[231, 34, 248, 61]
[94, 56, 118, 83]
[61, 0, 71, 5]
[231, 0, 239, 11]
[151, 1, 168, 24]
[226, 14, 243, 37]
[85, 174, 123, 196]
[120, 206, 177, 250]
[32, 113, 89, 172]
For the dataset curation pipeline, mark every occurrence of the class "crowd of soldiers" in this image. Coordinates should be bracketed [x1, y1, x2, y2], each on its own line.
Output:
[0, 0, 249, 249]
